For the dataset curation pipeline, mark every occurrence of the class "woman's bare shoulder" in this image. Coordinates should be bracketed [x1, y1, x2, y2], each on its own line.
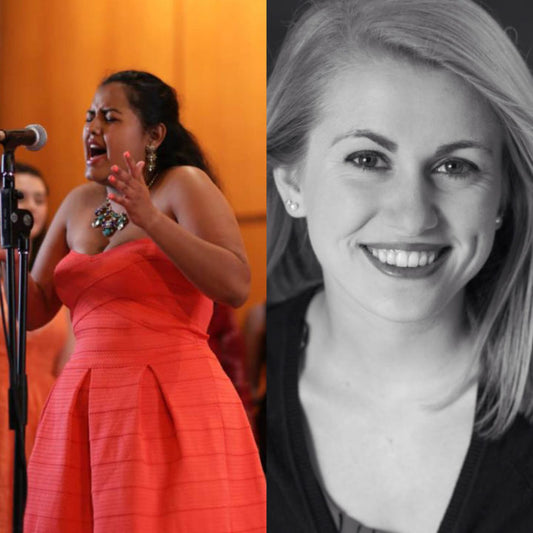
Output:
[153, 166, 219, 216]
[159, 166, 214, 192]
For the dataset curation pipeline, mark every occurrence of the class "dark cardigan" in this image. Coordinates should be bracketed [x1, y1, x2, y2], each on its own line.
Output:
[267, 288, 533, 533]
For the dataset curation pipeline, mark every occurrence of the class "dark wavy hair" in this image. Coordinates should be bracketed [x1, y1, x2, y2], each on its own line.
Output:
[101, 70, 216, 185]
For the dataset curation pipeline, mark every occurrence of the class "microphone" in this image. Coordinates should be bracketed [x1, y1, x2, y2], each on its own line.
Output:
[0, 124, 47, 151]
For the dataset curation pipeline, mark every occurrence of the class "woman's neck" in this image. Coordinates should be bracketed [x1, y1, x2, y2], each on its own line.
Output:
[305, 283, 477, 407]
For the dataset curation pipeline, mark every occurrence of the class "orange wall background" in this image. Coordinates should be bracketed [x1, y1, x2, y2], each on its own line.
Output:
[0, 0, 266, 322]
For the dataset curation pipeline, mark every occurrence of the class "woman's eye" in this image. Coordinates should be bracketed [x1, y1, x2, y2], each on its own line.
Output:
[104, 115, 117, 123]
[434, 159, 478, 178]
[346, 151, 389, 170]
[85, 111, 94, 123]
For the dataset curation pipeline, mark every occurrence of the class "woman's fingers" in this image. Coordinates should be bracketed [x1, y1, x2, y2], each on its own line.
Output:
[107, 190, 126, 206]
[106, 152, 153, 227]
[123, 151, 145, 182]
[123, 151, 136, 175]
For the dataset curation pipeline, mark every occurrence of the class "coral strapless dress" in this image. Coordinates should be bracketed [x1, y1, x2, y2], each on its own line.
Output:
[24, 239, 266, 533]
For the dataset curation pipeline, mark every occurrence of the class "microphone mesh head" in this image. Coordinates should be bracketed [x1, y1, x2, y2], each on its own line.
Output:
[25, 124, 47, 151]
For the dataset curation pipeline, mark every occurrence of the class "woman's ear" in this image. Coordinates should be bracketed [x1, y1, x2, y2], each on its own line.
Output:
[149, 123, 167, 149]
[273, 166, 306, 218]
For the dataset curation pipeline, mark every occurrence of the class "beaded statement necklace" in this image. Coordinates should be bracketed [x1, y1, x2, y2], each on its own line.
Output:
[91, 174, 158, 237]
[91, 200, 128, 237]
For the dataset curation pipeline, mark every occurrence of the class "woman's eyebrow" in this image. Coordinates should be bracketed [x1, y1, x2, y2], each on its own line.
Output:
[434, 140, 493, 158]
[331, 129, 398, 152]
[331, 131, 494, 158]
[86, 107, 122, 115]
[99, 107, 122, 114]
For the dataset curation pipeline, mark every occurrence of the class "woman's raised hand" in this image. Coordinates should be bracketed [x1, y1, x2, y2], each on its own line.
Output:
[107, 151, 159, 229]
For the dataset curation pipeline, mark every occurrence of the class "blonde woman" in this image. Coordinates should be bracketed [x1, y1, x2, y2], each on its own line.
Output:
[267, 1, 533, 532]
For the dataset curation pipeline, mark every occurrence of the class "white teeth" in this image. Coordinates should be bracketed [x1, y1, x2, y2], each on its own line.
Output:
[396, 251, 408, 267]
[366, 247, 442, 268]
[407, 252, 419, 267]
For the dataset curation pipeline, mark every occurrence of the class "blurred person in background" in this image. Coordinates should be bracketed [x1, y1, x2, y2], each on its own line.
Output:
[0, 162, 74, 532]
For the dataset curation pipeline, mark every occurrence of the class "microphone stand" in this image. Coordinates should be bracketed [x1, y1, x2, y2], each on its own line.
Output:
[1, 148, 34, 533]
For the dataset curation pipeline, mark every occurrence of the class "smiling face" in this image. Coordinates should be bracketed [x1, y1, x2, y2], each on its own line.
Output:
[83, 82, 152, 182]
[276, 56, 504, 323]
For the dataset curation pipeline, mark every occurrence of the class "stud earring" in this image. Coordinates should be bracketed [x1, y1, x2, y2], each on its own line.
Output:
[495, 215, 503, 229]
[285, 199, 299, 211]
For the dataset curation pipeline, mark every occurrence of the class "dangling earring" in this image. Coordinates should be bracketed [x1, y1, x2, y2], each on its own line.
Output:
[285, 199, 299, 212]
[495, 215, 503, 229]
[145, 144, 157, 187]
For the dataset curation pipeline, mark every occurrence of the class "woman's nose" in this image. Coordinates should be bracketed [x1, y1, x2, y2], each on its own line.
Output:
[87, 117, 102, 135]
[382, 172, 439, 236]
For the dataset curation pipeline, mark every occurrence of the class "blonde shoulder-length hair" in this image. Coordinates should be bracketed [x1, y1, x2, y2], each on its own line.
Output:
[267, 0, 533, 438]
